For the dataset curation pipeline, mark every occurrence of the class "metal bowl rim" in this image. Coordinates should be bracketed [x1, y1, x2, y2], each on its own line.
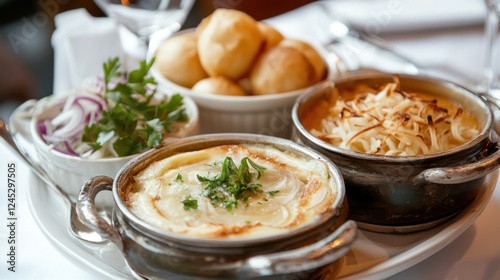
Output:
[111, 133, 347, 247]
[292, 72, 494, 163]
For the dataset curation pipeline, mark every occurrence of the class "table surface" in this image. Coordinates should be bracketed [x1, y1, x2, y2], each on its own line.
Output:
[2, 1, 500, 279]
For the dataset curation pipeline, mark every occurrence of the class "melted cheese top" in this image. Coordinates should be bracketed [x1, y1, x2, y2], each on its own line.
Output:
[125, 144, 337, 240]
[303, 82, 481, 156]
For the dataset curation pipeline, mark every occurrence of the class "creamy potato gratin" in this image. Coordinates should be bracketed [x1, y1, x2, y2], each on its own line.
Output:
[124, 144, 336, 239]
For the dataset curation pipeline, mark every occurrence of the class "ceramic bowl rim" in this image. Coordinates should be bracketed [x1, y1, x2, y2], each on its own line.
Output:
[30, 88, 199, 164]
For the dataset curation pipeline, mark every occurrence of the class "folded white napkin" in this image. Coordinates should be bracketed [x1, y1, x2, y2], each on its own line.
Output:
[52, 9, 123, 95]
[52, 8, 170, 95]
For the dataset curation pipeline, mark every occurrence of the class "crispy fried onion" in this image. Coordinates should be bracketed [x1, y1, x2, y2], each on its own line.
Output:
[310, 78, 481, 156]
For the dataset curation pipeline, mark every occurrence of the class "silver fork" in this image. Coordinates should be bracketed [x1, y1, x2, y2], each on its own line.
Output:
[1, 101, 107, 244]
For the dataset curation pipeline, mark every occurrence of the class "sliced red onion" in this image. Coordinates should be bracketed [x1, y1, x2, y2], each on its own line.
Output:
[39, 79, 111, 157]
[44, 120, 54, 137]
[38, 122, 47, 135]
[63, 140, 79, 156]
[62, 95, 76, 112]
[53, 101, 84, 138]
[74, 95, 104, 112]
[51, 110, 73, 127]
[52, 142, 79, 157]
[42, 133, 65, 144]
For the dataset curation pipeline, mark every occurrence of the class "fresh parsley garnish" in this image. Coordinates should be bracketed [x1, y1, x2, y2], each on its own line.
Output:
[181, 196, 198, 211]
[81, 57, 188, 157]
[268, 190, 280, 197]
[176, 173, 183, 183]
[197, 157, 267, 211]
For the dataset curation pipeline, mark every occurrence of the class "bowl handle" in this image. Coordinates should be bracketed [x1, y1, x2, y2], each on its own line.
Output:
[76, 176, 123, 250]
[416, 143, 500, 184]
[240, 220, 357, 276]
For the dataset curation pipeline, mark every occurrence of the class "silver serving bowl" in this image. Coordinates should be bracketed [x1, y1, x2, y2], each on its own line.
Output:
[292, 72, 500, 233]
[76, 133, 357, 279]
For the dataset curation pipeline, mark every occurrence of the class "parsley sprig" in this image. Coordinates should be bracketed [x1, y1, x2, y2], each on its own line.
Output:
[82, 57, 188, 157]
[197, 157, 267, 211]
[182, 196, 198, 211]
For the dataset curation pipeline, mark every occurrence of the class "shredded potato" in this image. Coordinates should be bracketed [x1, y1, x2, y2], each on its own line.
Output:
[307, 77, 481, 156]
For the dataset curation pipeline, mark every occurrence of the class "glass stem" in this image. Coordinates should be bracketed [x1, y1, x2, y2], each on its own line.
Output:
[484, 1, 500, 94]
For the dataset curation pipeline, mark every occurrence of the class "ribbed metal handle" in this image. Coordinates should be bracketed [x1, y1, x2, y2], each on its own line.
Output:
[76, 176, 123, 250]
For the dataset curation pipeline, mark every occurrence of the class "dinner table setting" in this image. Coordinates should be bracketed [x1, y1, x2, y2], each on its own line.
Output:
[2, 0, 500, 279]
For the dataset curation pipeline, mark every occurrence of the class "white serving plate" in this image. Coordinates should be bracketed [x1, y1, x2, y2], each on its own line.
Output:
[18, 8, 496, 276]
[336, 170, 498, 279]
[13, 89, 498, 279]
[26, 162, 498, 279]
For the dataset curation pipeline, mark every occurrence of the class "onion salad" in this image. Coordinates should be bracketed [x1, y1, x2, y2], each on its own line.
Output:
[37, 57, 188, 159]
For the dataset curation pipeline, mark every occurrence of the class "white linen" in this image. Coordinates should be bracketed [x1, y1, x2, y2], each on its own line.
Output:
[325, 0, 486, 34]
[0, 145, 96, 280]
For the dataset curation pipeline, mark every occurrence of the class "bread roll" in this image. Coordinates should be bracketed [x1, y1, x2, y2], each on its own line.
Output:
[249, 46, 315, 95]
[155, 32, 208, 88]
[192, 76, 246, 96]
[197, 9, 263, 80]
[279, 38, 326, 83]
[195, 14, 211, 36]
[257, 22, 283, 50]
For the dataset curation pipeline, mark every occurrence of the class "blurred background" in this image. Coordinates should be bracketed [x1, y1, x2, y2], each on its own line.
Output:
[0, 0, 102, 119]
[0, 0, 316, 120]
[0, 0, 487, 121]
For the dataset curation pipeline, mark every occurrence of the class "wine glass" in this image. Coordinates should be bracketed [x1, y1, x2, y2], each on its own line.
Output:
[482, 0, 500, 96]
[94, 0, 196, 59]
[482, 0, 500, 134]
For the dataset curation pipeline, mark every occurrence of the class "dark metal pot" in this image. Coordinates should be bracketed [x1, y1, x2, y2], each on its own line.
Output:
[76, 133, 357, 279]
[292, 73, 500, 233]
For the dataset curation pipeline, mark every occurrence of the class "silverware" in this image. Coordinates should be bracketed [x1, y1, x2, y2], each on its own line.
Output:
[0, 101, 107, 244]
[325, 22, 421, 74]
[316, 1, 420, 75]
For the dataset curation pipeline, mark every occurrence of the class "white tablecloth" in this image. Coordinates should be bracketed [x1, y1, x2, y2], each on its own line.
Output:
[2, 1, 500, 279]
